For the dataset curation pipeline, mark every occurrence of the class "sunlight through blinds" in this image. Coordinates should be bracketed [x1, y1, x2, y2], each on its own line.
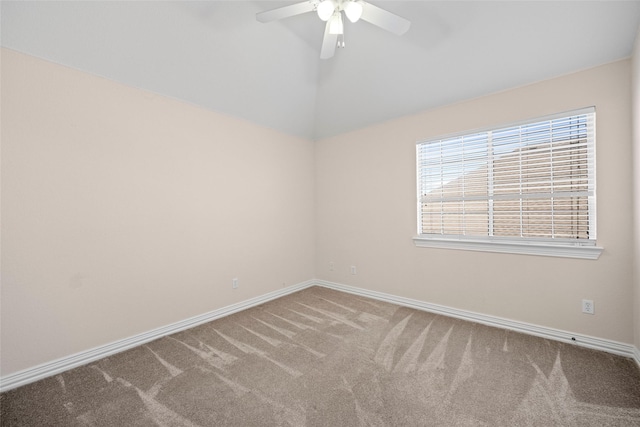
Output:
[417, 108, 596, 243]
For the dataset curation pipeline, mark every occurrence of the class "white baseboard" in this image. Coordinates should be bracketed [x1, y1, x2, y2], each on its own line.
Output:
[0, 280, 315, 393]
[2, 278, 638, 393]
[313, 280, 640, 363]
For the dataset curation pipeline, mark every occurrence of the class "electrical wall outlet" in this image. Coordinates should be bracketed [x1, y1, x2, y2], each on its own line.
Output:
[350, 266, 357, 275]
[232, 278, 238, 289]
[329, 262, 335, 271]
[582, 299, 594, 314]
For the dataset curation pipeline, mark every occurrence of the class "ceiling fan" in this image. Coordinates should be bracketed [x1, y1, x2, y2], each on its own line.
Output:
[256, 0, 411, 59]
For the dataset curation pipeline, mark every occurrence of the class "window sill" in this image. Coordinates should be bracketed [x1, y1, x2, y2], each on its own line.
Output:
[412, 236, 603, 260]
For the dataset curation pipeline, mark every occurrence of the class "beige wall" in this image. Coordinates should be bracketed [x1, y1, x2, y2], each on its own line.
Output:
[633, 27, 640, 352]
[2, 47, 637, 379]
[316, 59, 635, 344]
[0, 49, 316, 376]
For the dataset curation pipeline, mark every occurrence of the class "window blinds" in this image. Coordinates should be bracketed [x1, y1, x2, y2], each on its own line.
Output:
[417, 108, 596, 243]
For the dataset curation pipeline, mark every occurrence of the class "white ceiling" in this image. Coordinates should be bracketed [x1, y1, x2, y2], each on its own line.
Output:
[2, 1, 640, 140]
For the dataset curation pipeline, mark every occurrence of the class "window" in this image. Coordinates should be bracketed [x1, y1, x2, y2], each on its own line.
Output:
[414, 108, 602, 259]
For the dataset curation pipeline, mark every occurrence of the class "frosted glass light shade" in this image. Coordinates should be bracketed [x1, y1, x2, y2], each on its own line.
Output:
[344, 1, 363, 23]
[317, 1, 336, 21]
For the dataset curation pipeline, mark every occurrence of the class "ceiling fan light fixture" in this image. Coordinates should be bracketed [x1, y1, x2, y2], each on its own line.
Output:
[317, 0, 336, 21]
[344, 0, 364, 23]
[328, 12, 344, 35]
[256, 0, 411, 59]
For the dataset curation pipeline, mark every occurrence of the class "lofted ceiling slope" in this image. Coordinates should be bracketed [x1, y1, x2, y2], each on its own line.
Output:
[2, 1, 640, 140]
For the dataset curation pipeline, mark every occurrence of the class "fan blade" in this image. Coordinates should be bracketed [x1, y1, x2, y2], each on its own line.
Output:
[320, 19, 338, 59]
[256, 1, 316, 23]
[360, 2, 410, 35]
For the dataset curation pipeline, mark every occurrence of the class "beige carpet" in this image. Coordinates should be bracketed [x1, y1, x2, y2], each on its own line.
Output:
[2, 286, 640, 426]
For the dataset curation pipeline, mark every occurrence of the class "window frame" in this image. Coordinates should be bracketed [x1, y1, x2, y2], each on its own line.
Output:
[413, 107, 603, 260]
